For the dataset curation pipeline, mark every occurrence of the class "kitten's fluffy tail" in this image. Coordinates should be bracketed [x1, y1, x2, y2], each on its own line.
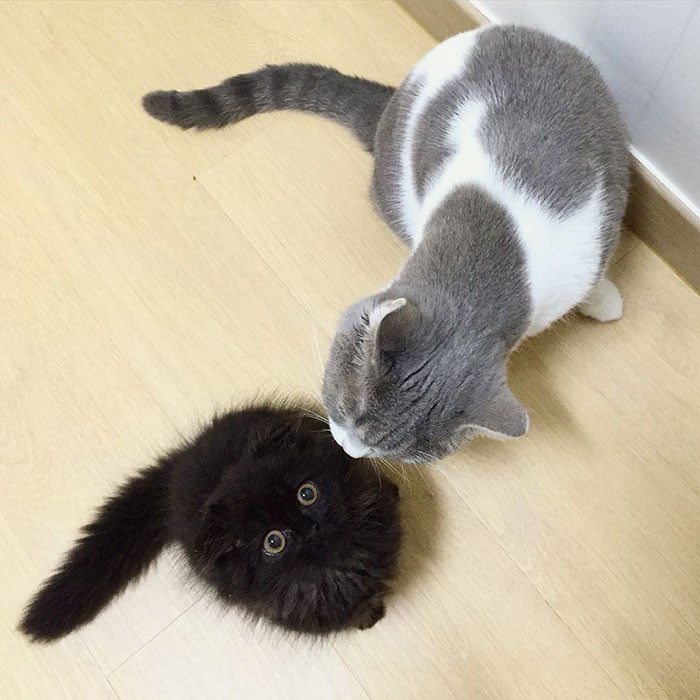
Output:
[142, 63, 395, 152]
[19, 462, 173, 642]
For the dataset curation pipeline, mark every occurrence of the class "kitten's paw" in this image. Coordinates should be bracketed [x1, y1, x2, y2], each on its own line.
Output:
[578, 278, 623, 322]
[356, 600, 385, 630]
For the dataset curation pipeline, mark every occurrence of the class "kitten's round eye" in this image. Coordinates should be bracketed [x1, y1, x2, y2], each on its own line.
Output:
[263, 530, 286, 555]
[297, 482, 319, 506]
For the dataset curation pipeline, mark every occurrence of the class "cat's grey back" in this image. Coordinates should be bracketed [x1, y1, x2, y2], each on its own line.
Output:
[372, 25, 629, 260]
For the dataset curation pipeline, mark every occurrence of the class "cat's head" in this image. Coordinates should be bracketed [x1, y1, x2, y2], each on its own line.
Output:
[195, 414, 400, 633]
[322, 294, 528, 462]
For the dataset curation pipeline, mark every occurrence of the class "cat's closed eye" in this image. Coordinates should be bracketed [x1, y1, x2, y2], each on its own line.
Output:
[296, 482, 319, 506]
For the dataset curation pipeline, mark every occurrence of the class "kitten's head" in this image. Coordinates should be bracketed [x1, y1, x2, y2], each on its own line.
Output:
[322, 294, 528, 462]
[195, 412, 400, 633]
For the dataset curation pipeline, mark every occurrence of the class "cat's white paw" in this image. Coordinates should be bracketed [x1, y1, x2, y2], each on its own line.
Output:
[578, 278, 623, 322]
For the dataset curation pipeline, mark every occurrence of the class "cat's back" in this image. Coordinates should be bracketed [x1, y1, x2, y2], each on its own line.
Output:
[372, 25, 628, 246]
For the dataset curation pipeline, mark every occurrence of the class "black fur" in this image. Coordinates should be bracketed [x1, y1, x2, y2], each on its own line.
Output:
[142, 63, 395, 152]
[19, 463, 172, 642]
[19, 400, 401, 642]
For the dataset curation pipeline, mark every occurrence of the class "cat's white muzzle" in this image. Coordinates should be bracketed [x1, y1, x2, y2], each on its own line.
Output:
[329, 419, 371, 459]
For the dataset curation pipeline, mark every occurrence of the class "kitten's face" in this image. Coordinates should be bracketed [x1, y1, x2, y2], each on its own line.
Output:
[197, 417, 400, 633]
[323, 296, 528, 462]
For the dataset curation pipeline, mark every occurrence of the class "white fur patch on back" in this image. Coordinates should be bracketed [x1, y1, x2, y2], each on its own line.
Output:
[409, 96, 605, 337]
[399, 30, 484, 242]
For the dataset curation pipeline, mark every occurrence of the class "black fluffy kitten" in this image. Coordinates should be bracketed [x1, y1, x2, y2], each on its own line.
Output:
[20, 400, 401, 642]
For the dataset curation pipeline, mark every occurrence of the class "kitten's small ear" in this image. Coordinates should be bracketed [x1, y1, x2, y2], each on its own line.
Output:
[195, 497, 231, 557]
[199, 499, 245, 556]
[250, 420, 295, 456]
[370, 298, 418, 353]
[469, 385, 529, 439]
[203, 497, 229, 525]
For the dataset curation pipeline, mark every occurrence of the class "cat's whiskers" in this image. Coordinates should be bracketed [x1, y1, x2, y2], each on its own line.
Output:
[300, 409, 330, 426]
[366, 458, 381, 484]
[398, 461, 413, 495]
[295, 388, 330, 424]
[413, 450, 436, 466]
[372, 457, 410, 493]
[412, 461, 430, 489]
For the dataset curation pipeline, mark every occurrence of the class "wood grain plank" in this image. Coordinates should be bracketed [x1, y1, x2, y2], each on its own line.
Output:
[2, 1, 699, 698]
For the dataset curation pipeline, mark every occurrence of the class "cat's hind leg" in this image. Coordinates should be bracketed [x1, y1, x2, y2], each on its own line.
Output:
[577, 277, 623, 322]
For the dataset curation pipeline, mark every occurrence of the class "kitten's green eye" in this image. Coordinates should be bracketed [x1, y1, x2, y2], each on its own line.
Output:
[297, 482, 319, 506]
[263, 530, 286, 555]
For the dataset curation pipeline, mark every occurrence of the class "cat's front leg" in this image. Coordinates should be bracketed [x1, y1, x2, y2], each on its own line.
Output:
[577, 277, 623, 322]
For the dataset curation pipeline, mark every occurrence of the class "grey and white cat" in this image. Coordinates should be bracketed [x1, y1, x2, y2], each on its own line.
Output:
[143, 25, 629, 463]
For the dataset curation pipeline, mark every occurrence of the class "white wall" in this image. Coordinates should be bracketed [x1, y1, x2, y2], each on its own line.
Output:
[468, 0, 700, 215]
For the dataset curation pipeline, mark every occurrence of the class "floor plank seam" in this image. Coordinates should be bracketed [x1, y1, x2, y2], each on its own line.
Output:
[447, 482, 628, 698]
[193, 175, 336, 330]
[106, 595, 203, 679]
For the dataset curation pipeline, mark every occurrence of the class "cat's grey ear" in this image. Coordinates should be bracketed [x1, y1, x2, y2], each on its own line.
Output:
[468, 385, 529, 439]
[370, 298, 418, 353]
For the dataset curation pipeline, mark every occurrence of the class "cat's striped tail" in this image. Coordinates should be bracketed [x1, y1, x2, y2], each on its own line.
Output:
[19, 462, 173, 642]
[142, 63, 395, 152]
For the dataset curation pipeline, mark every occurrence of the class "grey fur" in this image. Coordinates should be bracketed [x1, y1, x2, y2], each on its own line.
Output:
[142, 63, 394, 152]
[372, 26, 628, 248]
[370, 81, 419, 244]
[414, 28, 629, 212]
[323, 186, 530, 460]
[142, 25, 629, 462]
[326, 26, 628, 461]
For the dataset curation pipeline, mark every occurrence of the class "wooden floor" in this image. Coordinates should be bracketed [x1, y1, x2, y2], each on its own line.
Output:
[1, 2, 699, 698]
